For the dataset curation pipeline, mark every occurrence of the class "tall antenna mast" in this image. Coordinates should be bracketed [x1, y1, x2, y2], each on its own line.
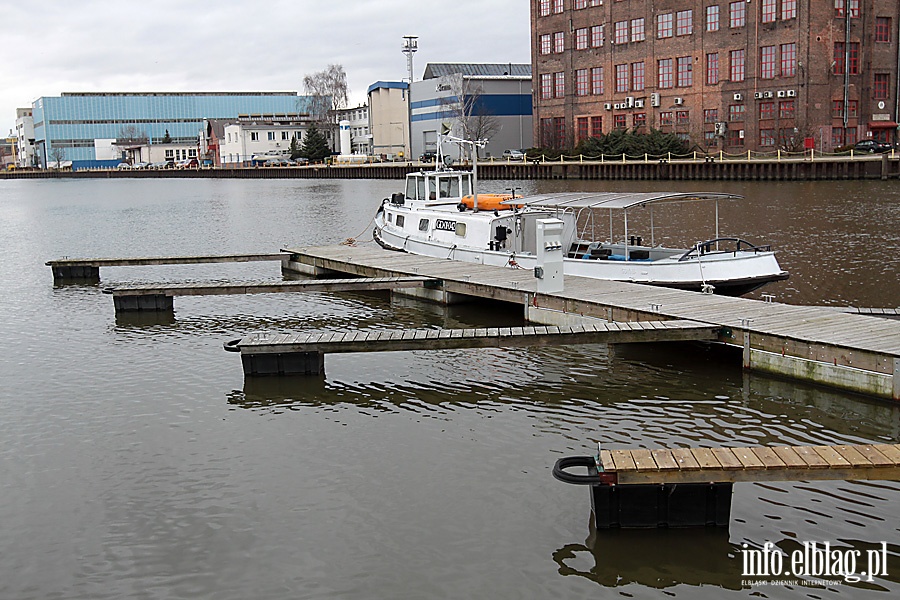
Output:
[401, 35, 418, 84]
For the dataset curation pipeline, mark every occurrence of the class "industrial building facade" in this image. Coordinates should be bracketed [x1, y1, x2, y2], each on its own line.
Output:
[410, 63, 533, 160]
[531, 0, 900, 152]
[32, 92, 311, 166]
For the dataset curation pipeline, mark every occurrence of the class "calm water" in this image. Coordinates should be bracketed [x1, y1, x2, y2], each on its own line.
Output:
[1, 177, 898, 599]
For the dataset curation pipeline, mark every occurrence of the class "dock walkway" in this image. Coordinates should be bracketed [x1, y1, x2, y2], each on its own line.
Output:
[285, 244, 900, 400]
[47, 253, 290, 282]
[597, 442, 900, 484]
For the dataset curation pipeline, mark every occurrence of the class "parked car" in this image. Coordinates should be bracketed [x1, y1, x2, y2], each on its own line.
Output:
[502, 149, 526, 160]
[854, 140, 893, 153]
[149, 161, 174, 169]
[419, 151, 437, 163]
[131, 162, 150, 169]
[293, 157, 309, 165]
[176, 158, 199, 168]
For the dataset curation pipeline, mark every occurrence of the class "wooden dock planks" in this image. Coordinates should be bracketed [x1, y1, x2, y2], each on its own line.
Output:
[234, 320, 721, 355]
[597, 443, 900, 484]
[104, 276, 438, 297]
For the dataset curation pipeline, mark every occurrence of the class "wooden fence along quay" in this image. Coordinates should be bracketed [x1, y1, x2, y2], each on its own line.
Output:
[7, 152, 900, 181]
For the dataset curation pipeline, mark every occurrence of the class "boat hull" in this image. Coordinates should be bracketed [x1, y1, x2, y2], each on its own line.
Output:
[373, 217, 788, 296]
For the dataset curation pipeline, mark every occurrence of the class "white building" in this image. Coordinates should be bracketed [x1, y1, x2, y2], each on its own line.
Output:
[334, 104, 371, 155]
[367, 82, 410, 160]
[409, 63, 533, 160]
[15, 108, 36, 168]
[217, 114, 319, 166]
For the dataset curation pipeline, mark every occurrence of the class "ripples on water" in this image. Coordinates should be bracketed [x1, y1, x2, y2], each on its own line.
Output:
[1, 179, 898, 599]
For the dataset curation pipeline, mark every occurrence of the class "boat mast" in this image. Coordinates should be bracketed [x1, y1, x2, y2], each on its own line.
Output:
[440, 132, 487, 211]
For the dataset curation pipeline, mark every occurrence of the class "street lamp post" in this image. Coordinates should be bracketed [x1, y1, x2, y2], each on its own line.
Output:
[402, 35, 418, 160]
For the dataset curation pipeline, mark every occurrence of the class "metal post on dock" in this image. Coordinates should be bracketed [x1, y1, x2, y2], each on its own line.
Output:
[740, 318, 752, 370]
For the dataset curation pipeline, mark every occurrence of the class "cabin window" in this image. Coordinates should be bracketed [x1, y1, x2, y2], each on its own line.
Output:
[438, 177, 459, 198]
[418, 218, 429, 231]
[396, 215, 405, 228]
[405, 177, 419, 200]
[387, 213, 393, 223]
[461, 178, 472, 196]
[455, 223, 467, 237]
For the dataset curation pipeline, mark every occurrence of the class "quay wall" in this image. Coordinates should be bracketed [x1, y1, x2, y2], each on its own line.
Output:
[2, 156, 898, 181]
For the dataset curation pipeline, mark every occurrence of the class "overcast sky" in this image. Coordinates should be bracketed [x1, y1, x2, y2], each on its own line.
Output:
[2, 0, 531, 136]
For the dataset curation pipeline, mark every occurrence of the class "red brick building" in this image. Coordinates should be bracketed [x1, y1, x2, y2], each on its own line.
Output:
[531, 0, 900, 152]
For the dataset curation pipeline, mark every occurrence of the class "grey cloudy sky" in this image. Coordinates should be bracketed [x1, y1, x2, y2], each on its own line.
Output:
[3, 0, 531, 135]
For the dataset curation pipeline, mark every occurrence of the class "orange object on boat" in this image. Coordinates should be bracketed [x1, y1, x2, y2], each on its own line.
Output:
[460, 194, 523, 210]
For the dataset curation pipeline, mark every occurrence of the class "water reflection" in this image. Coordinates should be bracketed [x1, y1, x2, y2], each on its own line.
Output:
[553, 524, 741, 589]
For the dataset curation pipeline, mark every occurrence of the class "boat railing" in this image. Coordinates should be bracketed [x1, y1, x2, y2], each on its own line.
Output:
[677, 238, 772, 262]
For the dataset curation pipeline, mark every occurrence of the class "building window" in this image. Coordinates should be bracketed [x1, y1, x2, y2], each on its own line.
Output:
[676, 110, 690, 126]
[590, 116, 603, 137]
[633, 113, 647, 127]
[676, 10, 693, 35]
[730, 49, 746, 82]
[631, 62, 645, 91]
[631, 18, 645, 42]
[834, 42, 859, 75]
[707, 53, 719, 84]
[832, 127, 845, 147]
[591, 67, 604, 94]
[281, 131, 289, 140]
[729, 104, 745, 121]
[554, 117, 566, 145]
[876, 18, 892, 43]
[658, 58, 674, 88]
[615, 21, 628, 44]
[761, 0, 776, 23]
[575, 0, 587, 8]
[779, 100, 795, 118]
[759, 102, 776, 120]
[553, 0, 563, 13]
[575, 28, 589, 50]
[781, 43, 797, 77]
[539, 0, 551, 17]
[614, 114, 627, 129]
[730, 2, 746, 28]
[874, 74, 890, 99]
[728, 129, 744, 146]
[782, 0, 797, 20]
[834, 0, 859, 18]
[576, 69, 589, 96]
[676, 56, 693, 87]
[250, 132, 259, 141]
[760, 129, 776, 146]
[554, 72, 565, 98]
[616, 64, 629, 92]
[760, 46, 776, 79]
[832, 100, 859, 117]
[705, 131, 717, 145]
[541, 73, 552, 99]
[658, 13, 673, 38]
[554, 32, 565, 53]
[659, 112, 674, 126]
[591, 25, 604, 47]
[577, 117, 589, 142]
[540, 34, 551, 55]
[706, 6, 720, 31]
[704, 108, 719, 123]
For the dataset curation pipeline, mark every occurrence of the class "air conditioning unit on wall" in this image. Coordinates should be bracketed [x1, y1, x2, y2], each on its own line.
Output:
[634, 99, 645, 108]
[754, 92, 763, 99]
[763, 91, 774, 99]
[604, 103, 612, 110]
[626, 96, 634, 108]
[650, 92, 660, 107]
[673, 97, 684, 106]
[777, 90, 786, 98]
[733, 93, 743, 101]
[786, 89, 797, 97]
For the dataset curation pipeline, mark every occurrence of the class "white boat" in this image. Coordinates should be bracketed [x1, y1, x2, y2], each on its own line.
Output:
[372, 165, 788, 297]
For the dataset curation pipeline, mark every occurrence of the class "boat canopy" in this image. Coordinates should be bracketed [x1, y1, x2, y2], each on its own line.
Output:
[503, 192, 742, 210]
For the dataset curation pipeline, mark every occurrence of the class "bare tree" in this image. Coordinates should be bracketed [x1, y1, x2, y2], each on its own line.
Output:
[303, 64, 349, 124]
[440, 75, 501, 157]
[49, 146, 66, 168]
[117, 125, 148, 145]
